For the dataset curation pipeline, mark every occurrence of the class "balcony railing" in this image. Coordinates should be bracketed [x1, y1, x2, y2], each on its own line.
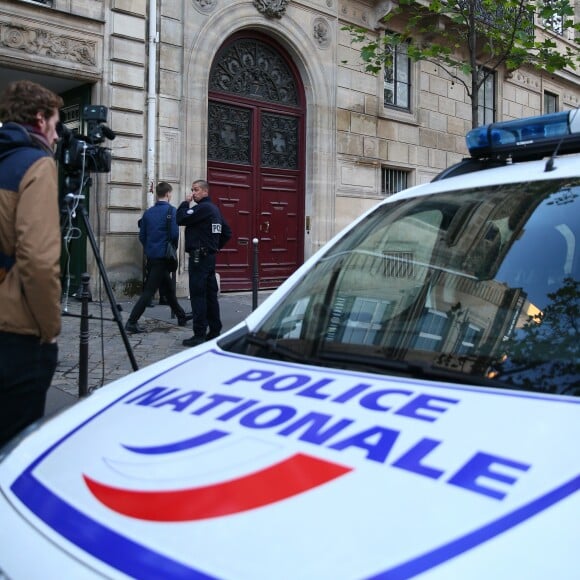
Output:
[471, 0, 535, 35]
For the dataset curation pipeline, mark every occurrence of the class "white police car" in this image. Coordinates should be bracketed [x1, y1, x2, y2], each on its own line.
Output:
[1, 111, 579, 579]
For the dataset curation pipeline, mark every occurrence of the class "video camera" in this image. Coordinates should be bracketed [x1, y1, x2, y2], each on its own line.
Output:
[56, 105, 115, 191]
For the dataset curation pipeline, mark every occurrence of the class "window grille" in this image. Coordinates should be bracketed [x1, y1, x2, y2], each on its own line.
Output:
[381, 167, 409, 196]
[383, 252, 414, 278]
[474, 0, 534, 36]
[60, 104, 82, 134]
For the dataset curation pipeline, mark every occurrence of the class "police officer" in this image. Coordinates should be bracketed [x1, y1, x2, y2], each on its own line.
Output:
[177, 179, 232, 347]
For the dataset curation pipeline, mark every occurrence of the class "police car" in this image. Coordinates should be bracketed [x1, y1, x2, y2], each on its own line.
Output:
[1, 110, 579, 579]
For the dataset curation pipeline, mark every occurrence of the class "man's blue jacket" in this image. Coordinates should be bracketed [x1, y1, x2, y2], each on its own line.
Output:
[139, 201, 179, 259]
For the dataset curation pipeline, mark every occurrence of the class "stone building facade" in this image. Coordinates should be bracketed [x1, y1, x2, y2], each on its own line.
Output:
[0, 0, 578, 296]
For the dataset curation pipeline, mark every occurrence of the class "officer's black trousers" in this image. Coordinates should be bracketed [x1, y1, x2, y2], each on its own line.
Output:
[188, 253, 221, 338]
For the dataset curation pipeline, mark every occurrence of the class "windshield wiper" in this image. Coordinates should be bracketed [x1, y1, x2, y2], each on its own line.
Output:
[316, 350, 537, 392]
[243, 333, 307, 363]
[237, 332, 539, 393]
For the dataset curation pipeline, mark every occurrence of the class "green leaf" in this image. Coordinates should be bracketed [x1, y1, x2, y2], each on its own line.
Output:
[344, 0, 579, 126]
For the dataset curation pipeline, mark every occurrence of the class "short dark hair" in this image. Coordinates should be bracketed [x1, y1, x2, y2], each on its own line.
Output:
[0, 80, 63, 125]
[156, 181, 173, 198]
[193, 179, 209, 191]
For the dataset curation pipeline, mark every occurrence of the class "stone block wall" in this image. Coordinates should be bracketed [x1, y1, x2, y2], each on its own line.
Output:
[1, 0, 578, 298]
[335, 0, 580, 232]
[104, 0, 148, 288]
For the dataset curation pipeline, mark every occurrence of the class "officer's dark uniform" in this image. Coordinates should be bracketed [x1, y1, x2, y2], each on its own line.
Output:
[176, 196, 232, 343]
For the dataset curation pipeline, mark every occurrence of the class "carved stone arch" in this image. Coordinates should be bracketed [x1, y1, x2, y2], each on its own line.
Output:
[182, 3, 338, 293]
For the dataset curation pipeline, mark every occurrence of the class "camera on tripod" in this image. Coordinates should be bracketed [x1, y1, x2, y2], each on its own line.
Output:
[56, 105, 139, 374]
[56, 105, 115, 193]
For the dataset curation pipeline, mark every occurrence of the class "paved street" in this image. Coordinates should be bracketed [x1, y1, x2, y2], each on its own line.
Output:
[46, 290, 271, 416]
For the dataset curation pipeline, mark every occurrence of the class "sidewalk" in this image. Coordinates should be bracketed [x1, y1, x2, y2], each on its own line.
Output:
[46, 291, 271, 417]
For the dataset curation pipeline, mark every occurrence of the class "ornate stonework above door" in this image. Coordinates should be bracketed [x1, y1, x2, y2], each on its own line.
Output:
[253, 0, 290, 19]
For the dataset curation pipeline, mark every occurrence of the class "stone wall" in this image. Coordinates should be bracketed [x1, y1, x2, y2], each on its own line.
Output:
[105, 0, 148, 289]
[335, 0, 580, 231]
[1, 0, 579, 298]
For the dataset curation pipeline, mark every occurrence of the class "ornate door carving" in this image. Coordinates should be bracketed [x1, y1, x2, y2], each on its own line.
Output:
[207, 32, 305, 290]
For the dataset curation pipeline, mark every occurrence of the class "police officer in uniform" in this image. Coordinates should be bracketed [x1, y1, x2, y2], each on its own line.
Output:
[177, 179, 232, 347]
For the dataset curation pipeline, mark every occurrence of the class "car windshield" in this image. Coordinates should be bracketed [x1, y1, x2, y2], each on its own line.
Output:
[228, 178, 580, 396]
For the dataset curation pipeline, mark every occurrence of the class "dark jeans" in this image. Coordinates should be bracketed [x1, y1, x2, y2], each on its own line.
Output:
[0, 332, 58, 447]
[129, 258, 186, 323]
[188, 253, 221, 338]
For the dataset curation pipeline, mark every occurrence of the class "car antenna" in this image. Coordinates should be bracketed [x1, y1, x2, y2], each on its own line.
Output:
[545, 108, 580, 172]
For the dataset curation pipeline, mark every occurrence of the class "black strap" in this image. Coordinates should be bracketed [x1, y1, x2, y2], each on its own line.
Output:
[166, 206, 172, 243]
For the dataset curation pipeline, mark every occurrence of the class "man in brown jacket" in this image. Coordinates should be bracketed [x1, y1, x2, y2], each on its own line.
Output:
[0, 81, 63, 447]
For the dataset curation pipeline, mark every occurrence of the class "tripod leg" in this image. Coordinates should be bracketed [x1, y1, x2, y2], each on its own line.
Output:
[79, 272, 90, 397]
[79, 208, 139, 371]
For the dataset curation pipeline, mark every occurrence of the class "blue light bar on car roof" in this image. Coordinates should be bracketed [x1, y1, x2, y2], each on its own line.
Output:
[466, 109, 580, 160]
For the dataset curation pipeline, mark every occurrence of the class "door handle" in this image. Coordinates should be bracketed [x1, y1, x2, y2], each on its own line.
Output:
[261, 220, 270, 234]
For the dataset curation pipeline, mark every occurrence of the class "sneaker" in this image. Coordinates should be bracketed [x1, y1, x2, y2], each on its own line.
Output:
[182, 335, 206, 347]
[125, 321, 144, 334]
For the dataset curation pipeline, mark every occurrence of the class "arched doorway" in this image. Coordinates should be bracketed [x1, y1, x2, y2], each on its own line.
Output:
[207, 32, 306, 291]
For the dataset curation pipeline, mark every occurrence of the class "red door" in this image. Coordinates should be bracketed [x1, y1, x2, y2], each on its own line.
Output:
[207, 33, 305, 291]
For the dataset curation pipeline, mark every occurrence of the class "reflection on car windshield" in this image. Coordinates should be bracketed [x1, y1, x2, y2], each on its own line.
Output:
[230, 179, 580, 396]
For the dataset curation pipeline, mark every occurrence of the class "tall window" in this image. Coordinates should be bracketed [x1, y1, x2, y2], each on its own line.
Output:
[339, 297, 391, 345]
[478, 71, 496, 126]
[323, 295, 391, 346]
[383, 38, 411, 110]
[414, 309, 449, 351]
[544, 91, 558, 114]
[456, 324, 482, 355]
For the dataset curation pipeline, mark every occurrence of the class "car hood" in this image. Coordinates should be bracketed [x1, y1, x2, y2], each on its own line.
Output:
[1, 345, 579, 579]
